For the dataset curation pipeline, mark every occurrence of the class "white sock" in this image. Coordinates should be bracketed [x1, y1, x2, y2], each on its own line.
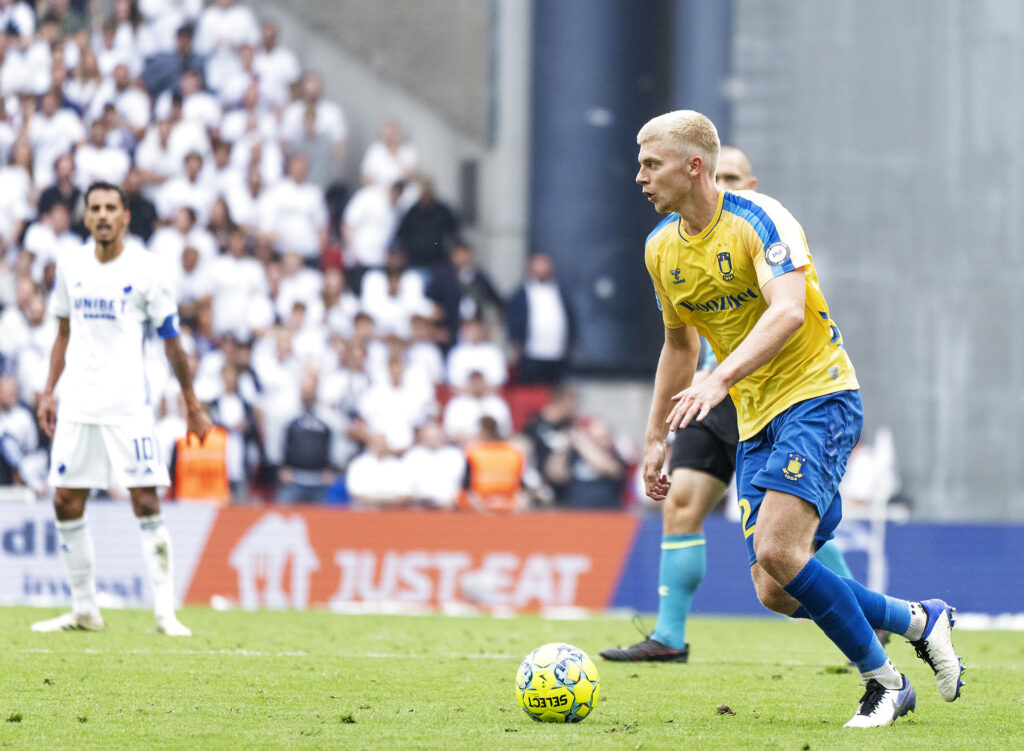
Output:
[861, 659, 903, 690]
[904, 601, 928, 641]
[56, 518, 99, 616]
[138, 514, 176, 620]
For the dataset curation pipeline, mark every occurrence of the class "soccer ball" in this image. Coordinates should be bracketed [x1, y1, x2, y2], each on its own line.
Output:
[514, 643, 600, 723]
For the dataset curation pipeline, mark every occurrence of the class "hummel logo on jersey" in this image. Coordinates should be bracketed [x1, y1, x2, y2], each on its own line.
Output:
[669, 268, 686, 284]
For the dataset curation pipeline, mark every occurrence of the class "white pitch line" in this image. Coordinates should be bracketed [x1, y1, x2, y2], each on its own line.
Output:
[17, 648, 516, 659]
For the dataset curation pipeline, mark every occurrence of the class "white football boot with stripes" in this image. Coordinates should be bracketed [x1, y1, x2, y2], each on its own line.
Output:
[909, 599, 965, 701]
[31, 611, 105, 632]
[844, 674, 916, 728]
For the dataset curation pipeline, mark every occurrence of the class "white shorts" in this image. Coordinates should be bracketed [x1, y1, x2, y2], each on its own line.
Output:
[48, 416, 171, 489]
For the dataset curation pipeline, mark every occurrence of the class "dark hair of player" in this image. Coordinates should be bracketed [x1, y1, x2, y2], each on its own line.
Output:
[84, 181, 128, 210]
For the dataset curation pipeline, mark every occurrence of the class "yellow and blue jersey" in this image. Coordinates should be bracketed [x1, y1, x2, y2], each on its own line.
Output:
[645, 189, 858, 440]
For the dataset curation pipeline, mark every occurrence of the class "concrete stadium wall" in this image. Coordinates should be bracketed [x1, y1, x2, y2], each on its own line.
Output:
[730, 0, 1024, 520]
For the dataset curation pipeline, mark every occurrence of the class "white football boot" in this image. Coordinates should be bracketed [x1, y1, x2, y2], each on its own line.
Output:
[156, 614, 192, 637]
[844, 674, 916, 728]
[909, 599, 965, 701]
[31, 611, 105, 633]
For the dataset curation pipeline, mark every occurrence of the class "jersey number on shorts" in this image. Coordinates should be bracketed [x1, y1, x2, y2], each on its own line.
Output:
[737, 498, 756, 539]
[133, 437, 155, 461]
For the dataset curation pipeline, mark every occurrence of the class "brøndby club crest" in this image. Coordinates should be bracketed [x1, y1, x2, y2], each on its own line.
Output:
[782, 453, 805, 481]
[717, 252, 734, 281]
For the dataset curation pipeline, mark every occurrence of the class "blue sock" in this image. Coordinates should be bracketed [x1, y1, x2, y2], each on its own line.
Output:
[840, 577, 912, 636]
[651, 533, 705, 650]
[813, 540, 853, 578]
[783, 558, 888, 672]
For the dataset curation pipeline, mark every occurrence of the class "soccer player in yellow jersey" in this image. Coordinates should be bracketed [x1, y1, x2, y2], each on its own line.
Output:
[601, 147, 865, 666]
[634, 111, 964, 727]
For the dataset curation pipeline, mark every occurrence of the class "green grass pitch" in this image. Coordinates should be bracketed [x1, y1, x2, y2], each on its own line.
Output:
[1, 607, 1021, 750]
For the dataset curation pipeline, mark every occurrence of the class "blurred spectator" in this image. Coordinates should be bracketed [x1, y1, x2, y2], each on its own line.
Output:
[251, 325, 302, 476]
[361, 118, 418, 189]
[74, 119, 131, 190]
[140, 19, 203, 99]
[0, 372, 44, 494]
[0, 137, 34, 252]
[446, 318, 507, 390]
[62, 46, 102, 114]
[404, 419, 465, 509]
[88, 62, 151, 137]
[277, 369, 338, 504]
[22, 201, 78, 285]
[194, 0, 259, 56]
[464, 415, 526, 513]
[157, 150, 215, 224]
[321, 265, 359, 338]
[258, 153, 326, 265]
[123, 165, 158, 241]
[341, 178, 402, 284]
[169, 423, 230, 504]
[281, 71, 346, 171]
[150, 206, 216, 277]
[345, 432, 412, 508]
[224, 161, 265, 233]
[406, 313, 445, 385]
[523, 385, 578, 504]
[425, 241, 503, 347]
[0, 0, 35, 40]
[109, 0, 142, 59]
[442, 369, 512, 445]
[252, 18, 299, 108]
[356, 351, 435, 452]
[9, 285, 55, 406]
[395, 176, 458, 273]
[546, 416, 627, 510]
[507, 252, 576, 385]
[27, 87, 84, 189]
[290, 98, 337, 190]
[359, 250, 429, 339]
[37, 151, 82, 227]
[318, 334, 370, 420]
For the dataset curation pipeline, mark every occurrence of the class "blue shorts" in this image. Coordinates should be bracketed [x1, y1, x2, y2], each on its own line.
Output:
[734, 390, 863, 566]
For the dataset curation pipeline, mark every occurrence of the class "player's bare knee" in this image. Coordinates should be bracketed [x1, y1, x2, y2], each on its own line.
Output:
[53, 489, 87, 521]
[752, 572, 792, 614]
[129, 488, 161, 517]
[752, 535, 793, 583]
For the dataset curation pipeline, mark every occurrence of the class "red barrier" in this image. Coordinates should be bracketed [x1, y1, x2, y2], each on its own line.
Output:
[185, 508, 639, 612]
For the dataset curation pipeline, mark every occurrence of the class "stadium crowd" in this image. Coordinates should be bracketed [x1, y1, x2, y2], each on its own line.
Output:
[0, 0, 636, 511]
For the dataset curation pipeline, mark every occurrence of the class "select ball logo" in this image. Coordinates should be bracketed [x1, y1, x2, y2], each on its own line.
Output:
[515, 643, 600, 723]
[765, 241, 791, 266]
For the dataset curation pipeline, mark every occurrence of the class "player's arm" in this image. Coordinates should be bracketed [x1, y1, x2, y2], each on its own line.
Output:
[643, 324, 701, 500]
[163, 333, 212, 441]
[37, 317, 70, 438]
[667, 269, 805, 431]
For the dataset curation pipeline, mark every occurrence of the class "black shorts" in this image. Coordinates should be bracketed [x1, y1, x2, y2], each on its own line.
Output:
[668, 396, 739, 484]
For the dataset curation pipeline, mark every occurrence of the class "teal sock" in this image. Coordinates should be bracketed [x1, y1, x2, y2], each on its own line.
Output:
[650, 533, 705, 650]
[814, 539, 853, 578]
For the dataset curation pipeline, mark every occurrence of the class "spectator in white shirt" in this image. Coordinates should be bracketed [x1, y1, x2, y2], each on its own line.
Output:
[442, 370, 513, 445]
[86, 63, 151, 136]
[446, 318, 508, 390]
[62, 47, 103, 114]
[93, 16, 135, 79]
[280, 71, 346, 171]
[22, 201, 78, 286]
[361, 118, 419, 188]
[224, 161, 264, 232]
[0, 137, 35, 253]
[359, 250, 429, 339]
[341, 179, 402, 275]
[357, 352, 435, 453]
[206, 228, 268, 339]
[0, 0, 34, 40]
[137, 0, 202, 57]
[155, 68, 221, 130]
[321, 265, 360, 338]
[194, 0, 259, 56]
[74, 119, 130, 190]
[406, 313, 446, 385]
[258, 153, 326, 263]
[149, 205, 217, 275]
[219, 78, 277, 144]
[345, 432, 413, 508]
[252, 19, 300, 109]
[157, 150, 216, 225]
[275, 250, 324, 325]
[26, 88, 84, 189]
[404, 419, 466, 509]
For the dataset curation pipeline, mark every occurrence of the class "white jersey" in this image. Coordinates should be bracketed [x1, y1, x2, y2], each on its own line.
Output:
[49, 239, 179, 424]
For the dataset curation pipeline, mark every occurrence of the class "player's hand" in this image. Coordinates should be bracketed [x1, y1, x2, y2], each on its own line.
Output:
[666, 373, 730, 432]
[186, 405, 213, 442]
[37, 393, 57, 438]
[642, 440, 670, 501]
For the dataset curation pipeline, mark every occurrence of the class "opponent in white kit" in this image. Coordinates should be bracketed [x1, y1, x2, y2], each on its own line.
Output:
[31, 182, 211, 636]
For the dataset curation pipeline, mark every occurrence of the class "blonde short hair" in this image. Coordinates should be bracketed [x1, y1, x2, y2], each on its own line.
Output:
[637, 110, 720, 178]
